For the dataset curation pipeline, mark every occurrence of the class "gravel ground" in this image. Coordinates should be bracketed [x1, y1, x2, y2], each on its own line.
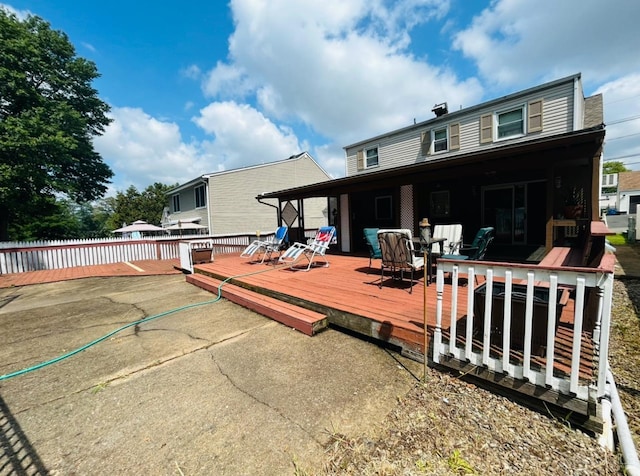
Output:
[320, 278, 640, 475]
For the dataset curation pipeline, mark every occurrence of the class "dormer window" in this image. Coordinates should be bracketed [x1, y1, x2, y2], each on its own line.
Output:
[365, 146, 379, 168]
[433, 127, 448, 153]
[497, 106, 525, 139]
[356, 146, 379, 170]
[421, 123, 460, 156]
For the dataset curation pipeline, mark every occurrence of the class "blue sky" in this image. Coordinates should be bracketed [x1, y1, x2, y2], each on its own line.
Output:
[3, 0, 640, 194]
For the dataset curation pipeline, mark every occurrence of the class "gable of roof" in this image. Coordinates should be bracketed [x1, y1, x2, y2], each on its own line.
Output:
[167, 151, 329, 194]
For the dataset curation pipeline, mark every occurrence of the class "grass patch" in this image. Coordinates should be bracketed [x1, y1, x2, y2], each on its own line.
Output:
[607, 234, 627, 246]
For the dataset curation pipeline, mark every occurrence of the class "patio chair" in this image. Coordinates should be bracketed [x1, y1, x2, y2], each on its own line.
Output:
[431, 223, 463, 257]
[240, 226, 288, 263]
[363, 228, 381, 268]
[441, 227, 494, 261]
[377, 229, 425, 293]
[278, 226, 336, 271]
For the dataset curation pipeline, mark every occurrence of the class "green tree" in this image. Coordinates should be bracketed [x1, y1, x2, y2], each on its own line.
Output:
[0, 10, 113, 240]
[105, 183, 175, 231]
[603, 161, 628, 175]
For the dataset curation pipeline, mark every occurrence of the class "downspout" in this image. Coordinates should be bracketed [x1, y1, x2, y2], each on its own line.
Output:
[203, 177, 211, 235]
[606, 366, 640, 476]
[256, 194, 281, 224]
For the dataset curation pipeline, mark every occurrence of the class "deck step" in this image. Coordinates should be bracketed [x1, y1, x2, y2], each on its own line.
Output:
[186, 273, 328, 336]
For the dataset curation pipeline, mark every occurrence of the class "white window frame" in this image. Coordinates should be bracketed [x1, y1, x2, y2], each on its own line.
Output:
[194, 184, 206, 208]
[365, 146, 379, 168]
[495, 105, 526, 141]
[432, 126, 448, 153]
[172, 194, 180, 213]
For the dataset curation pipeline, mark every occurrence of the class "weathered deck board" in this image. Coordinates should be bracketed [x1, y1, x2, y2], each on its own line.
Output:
[195, 254, 456, 349]
[192, 253, 588, 373]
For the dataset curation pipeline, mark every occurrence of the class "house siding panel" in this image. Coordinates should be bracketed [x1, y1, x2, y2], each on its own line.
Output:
[208, 155, 330, 235]
[345, 78, 577, 176]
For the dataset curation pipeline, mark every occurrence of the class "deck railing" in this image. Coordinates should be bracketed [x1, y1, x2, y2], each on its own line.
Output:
[0, 234, 253, 274]
[432, 259, 613, 403]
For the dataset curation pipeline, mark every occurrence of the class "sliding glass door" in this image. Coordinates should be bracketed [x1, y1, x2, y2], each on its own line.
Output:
[483, 184, 526, 245]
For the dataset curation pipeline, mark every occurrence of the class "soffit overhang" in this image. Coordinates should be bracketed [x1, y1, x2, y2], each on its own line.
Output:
[258, 126, 605, 201]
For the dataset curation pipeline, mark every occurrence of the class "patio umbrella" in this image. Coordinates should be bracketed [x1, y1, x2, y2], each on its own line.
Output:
[113, 220, 164, 233]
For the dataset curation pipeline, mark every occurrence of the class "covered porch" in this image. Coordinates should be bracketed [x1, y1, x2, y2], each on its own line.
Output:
[257, 127, 605, 258]
[188, 243, 615, 433]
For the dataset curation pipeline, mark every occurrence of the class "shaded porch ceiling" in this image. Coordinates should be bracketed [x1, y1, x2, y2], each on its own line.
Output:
[257, 126, 605, 201]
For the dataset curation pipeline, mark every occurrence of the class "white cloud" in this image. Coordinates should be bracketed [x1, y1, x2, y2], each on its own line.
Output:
[193, 101, 306, 170]
[453, 0, 640, 90]
[81, 41, 96, 53]
[196, 0, 481, 178]
[0, 3, 31, 19]
[202, 61, 254, 99]
[94, 107, 210, 191]
[181, 64, 202, 80]
[596, 74, 640, 168]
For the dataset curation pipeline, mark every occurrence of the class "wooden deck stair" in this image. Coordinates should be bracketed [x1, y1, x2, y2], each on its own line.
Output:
[186, 273, 328, 336]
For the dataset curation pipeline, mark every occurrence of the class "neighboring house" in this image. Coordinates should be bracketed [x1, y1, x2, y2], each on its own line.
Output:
[617, 171, 640, 214]
[599, 173, 618, 213]
[165, 152, 331, 236]
[260, 73, 604, 257]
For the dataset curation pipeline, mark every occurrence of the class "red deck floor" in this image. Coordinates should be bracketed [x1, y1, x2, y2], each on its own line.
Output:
[193, 253, 593, 380]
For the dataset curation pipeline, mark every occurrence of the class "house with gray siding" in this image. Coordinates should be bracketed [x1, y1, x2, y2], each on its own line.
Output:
[260, 73, 605, 257]
[165, 152, 331, 236]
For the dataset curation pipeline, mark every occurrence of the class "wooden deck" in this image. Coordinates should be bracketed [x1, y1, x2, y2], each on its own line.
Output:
[193, 253, 443, 352]
[191, 252, 593, 380]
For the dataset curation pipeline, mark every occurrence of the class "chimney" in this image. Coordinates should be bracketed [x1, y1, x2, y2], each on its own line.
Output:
[432, 102, 448, 117]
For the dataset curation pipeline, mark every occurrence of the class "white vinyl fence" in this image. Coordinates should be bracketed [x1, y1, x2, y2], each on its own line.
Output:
[0, 234, 252, 274]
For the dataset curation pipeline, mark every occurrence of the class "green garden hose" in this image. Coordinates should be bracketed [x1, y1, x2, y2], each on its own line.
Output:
[0, 265, 286, 382]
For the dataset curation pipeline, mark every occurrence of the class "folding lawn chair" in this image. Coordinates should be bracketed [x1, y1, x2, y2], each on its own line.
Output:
[278, 226, 336, 271]
[240, 226, 288, 263]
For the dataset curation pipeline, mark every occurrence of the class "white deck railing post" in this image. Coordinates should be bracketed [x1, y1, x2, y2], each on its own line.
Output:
[434, 258, 614, 405]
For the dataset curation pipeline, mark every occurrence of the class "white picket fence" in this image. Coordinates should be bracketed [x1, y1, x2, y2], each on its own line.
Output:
[0, 234, 252, 274]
